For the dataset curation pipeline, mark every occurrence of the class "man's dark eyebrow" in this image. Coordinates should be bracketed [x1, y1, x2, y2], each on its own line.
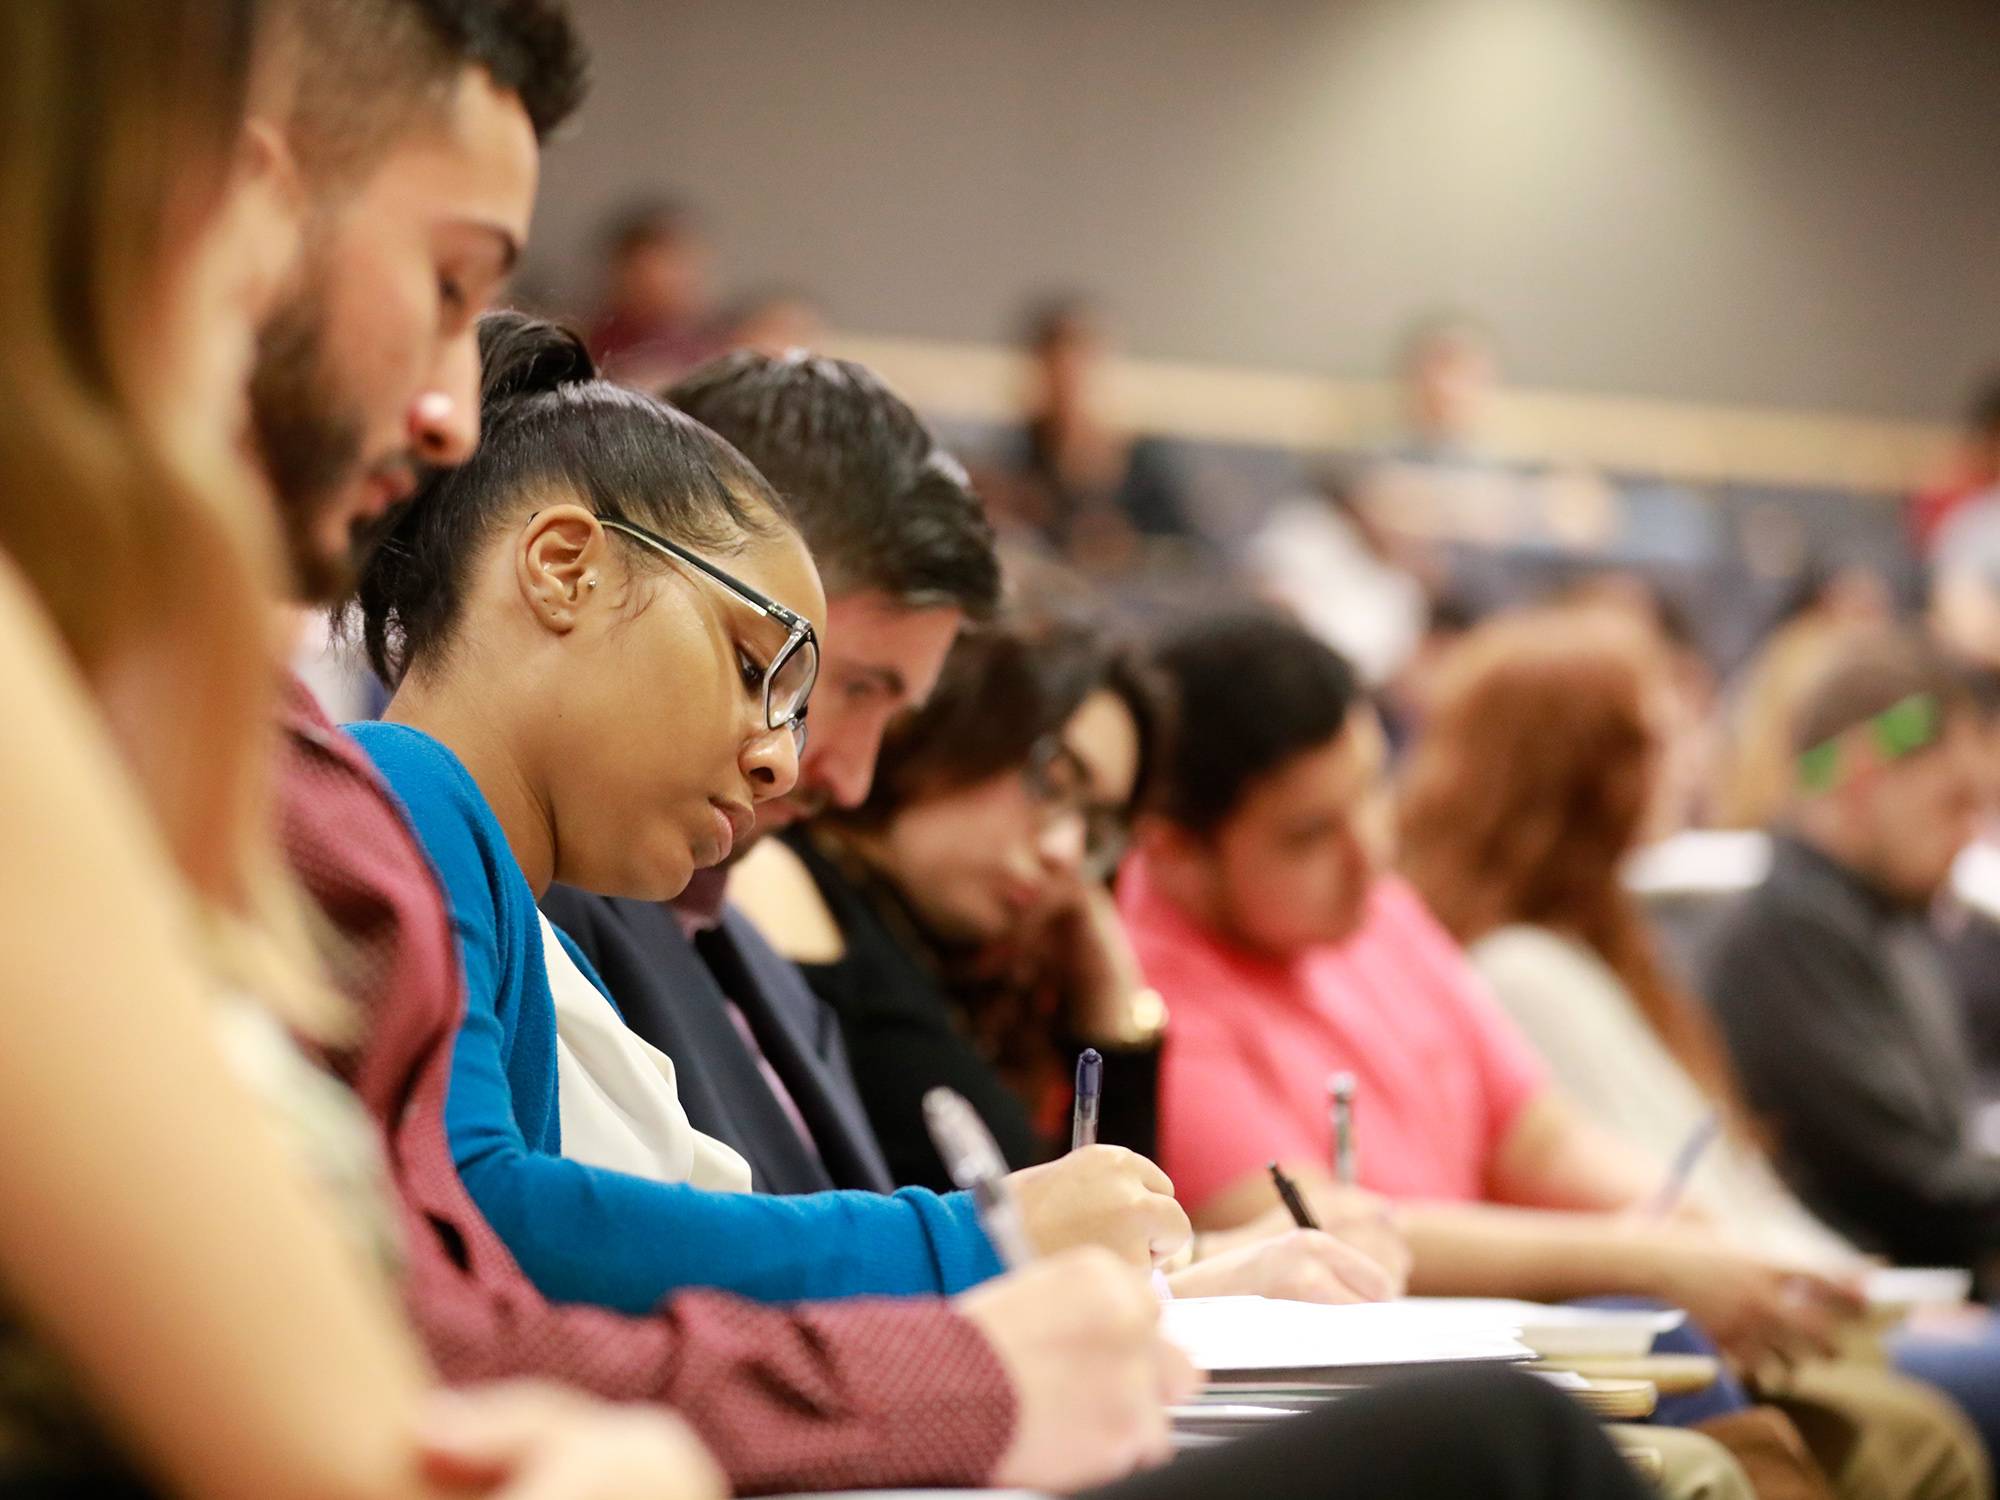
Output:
[848, 663, 907, 696]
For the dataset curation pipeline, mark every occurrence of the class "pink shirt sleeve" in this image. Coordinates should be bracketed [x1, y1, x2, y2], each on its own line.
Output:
[1378, 880, 1549, 1157]
[1149, 953, 1322, 1216]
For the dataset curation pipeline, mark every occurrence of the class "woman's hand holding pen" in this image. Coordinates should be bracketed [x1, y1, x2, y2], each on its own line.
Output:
[1302, 1182, 1413, 1295]
[958, 1249, 1198, 1493]
[1008, 1145, 1193, 1267]
[1167, 1227, 1398, 1303]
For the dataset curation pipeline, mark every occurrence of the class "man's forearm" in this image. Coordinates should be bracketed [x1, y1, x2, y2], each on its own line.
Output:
[1401, 1203, 1665, 1303]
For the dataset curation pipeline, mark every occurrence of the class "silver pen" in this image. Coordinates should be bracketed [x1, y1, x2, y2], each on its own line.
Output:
[1330, 1071, 1358, 1186]
[924, 1087, 1038, 1268]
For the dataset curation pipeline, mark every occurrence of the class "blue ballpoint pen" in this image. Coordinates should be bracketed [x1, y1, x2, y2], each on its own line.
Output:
[1071, 1047, 1104, 1151]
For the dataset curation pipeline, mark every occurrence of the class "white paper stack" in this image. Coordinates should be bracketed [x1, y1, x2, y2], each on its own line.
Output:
[1159, 1296, 1534, 1387]
[1398, 1298, 1686, 1359]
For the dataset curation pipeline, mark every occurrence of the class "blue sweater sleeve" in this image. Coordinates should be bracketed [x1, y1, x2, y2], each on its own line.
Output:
[351, 723, 1003, 1313]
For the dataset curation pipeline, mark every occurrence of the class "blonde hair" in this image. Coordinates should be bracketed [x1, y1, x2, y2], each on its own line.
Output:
[0, 0, 342, 1033]
[1709, 615, 1869, 830]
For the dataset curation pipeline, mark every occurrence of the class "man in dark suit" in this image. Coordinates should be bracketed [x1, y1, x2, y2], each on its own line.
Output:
[542, 350, 1000, 1193]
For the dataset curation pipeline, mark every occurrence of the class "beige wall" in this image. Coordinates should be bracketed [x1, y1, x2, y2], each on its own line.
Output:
[528, 0, 2000, 424]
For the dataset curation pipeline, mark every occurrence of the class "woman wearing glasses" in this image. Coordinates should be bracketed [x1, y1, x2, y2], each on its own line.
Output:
[736, 612, 1410, 1303]
[743, 613, 1177, 1187]
[348, 313, 1028, 1315]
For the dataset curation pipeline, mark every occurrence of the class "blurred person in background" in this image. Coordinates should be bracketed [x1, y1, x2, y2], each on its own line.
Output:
[1400, 606, 2000, 1485]
[1121, 611, 1875, 1370]
[996, 293, 1202, 575]
[1360, 313, 1524, 611]
[1702, 631, 2000, 1284]
[1932, 673, 2000, 1102]
[584, 195, 717, 385]
[1923, 380, 2000, 678]
[1395, 311, 1501, 464]
[1551, 573, 1722, 837]
[716, 284, 826, 356]
[1914, 375, 2000, 557]
[0, 2, 731, 1497]
[1244, 459, 1434, 691]
[1713, 572, 1900, 831]
[1362, 314, 1626, 616]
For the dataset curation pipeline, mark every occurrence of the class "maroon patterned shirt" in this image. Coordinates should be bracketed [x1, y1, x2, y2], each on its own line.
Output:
[275, 680, 1014, 1493]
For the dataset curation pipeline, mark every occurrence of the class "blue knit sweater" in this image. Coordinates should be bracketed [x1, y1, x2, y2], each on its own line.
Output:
[350, 722, 1002, 1314]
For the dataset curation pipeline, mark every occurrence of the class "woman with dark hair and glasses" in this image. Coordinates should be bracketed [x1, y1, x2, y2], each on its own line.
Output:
[755, 613, 1169, 1179]
[349, 312, 1067, 1317]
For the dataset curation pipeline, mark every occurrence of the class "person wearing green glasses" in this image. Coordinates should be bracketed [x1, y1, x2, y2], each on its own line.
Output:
[1703, 628, 1998, 1290]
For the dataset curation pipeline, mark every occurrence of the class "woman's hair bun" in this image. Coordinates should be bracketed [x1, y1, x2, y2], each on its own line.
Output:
[477, 310, 598, 406]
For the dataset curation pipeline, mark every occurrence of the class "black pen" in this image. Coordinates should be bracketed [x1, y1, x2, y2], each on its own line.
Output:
[1267, 1160, 1321, 1231]
[1071, 1047, 1103, 1151]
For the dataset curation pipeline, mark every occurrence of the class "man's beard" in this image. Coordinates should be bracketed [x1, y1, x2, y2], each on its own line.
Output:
[249, 278, 369, 605]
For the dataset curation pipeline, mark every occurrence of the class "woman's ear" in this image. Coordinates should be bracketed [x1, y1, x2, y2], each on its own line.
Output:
[516, 504, 613, 635]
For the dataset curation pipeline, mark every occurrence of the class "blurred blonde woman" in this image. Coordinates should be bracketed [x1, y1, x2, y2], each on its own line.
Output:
[0, 4, 719, 1498]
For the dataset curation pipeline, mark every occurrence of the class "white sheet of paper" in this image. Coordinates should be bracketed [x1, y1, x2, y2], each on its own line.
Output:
[1400, 1297, 1686, 1358]
[1158, 1296, 1534, 1373]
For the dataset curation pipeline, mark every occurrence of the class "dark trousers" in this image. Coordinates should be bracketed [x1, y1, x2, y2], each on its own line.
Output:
[1082, 1368, 1649, 1500]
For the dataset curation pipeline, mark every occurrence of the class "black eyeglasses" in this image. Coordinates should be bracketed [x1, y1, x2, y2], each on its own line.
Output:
[599, 515, 818, 751]
[1024, 735, 1132, 881]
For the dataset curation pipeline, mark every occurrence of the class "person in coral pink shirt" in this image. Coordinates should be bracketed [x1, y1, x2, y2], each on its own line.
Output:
[1123, 862, 1545, 1214]
[1119, 609, 1867, 1378]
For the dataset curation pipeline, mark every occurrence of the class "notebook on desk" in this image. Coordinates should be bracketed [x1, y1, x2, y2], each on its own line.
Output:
[1159, 1297, 1534, 1387]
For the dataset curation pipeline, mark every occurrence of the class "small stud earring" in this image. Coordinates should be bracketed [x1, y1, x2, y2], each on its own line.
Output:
[585, 577, 599, 590]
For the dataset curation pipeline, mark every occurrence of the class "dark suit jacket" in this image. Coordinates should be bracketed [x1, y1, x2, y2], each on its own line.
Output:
[540, 885, 896, 1196]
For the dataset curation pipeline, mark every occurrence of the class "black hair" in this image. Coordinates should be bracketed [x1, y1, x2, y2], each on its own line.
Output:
[664, 351, 999, 619]
[600, 195, 698, 258]
[355, 310, 788, 685]
[1020, 292, 1101, 356]
[1150, 608, 1363, 836]
[286, 0, 587, 185]
[844, 609, 1167, 825]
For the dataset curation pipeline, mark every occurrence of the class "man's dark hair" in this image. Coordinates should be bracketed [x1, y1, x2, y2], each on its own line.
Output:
[1789, 627, 1974, 759]
[664, 351, 1000, 619]
[286, 0, 587, 184]
[1151, 609, 1362, 836]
